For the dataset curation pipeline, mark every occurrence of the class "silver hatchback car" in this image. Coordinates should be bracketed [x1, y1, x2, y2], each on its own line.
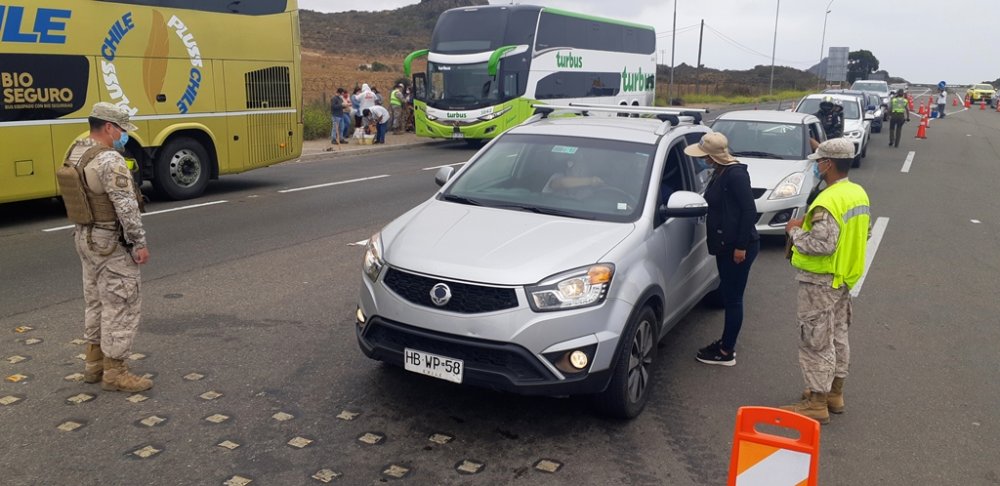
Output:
[357, 105, 720, 418]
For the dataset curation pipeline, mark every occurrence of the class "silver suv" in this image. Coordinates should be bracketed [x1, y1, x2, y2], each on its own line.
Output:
[356, 104, 720, 418]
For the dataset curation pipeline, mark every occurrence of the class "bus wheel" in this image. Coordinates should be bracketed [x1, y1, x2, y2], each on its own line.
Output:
[152, 138, 211, 200]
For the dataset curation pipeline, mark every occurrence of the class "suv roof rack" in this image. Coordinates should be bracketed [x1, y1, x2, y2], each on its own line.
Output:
[530, 103, 705, 124]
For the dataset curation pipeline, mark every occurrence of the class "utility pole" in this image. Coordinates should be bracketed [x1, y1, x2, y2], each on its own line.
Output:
[817, 1, 834, 89]
[769, 0, 780, 96]
[695, 19, 704, 95]
[668, 0, 677, 105]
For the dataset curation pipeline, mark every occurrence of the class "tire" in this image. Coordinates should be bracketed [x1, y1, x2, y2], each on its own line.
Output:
[592, 306, 658, 419]
[852, 155, 861, 168]
[151, 137, 211, 200]
[861, 141, 868, 158]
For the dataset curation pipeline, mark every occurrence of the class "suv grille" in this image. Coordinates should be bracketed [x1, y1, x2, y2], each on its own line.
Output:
[751, 188, 767, 199]
[383, 268, 519, 314]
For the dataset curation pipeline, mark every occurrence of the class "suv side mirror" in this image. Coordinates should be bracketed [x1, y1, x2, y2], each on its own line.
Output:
[434, 166, 455, 187]
[660, 191, 708, 218]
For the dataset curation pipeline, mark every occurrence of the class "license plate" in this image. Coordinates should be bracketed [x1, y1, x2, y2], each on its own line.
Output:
[451, 132, 465, 139]
[404, 348, 464, 384]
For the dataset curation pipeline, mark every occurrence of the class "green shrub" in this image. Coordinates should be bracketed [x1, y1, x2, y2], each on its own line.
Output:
[303, 101, 332, 141]
[371, 61, 393, 72]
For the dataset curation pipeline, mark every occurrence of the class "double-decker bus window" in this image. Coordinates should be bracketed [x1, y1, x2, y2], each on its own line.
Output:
[431, 8, 510, 54]
[97, 0, 288, 15]
[535, 12, 654, 55]
[536, 72, 622, 100]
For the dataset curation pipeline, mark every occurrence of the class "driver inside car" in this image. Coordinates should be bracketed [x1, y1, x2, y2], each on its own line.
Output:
[544, 156, 606, 195]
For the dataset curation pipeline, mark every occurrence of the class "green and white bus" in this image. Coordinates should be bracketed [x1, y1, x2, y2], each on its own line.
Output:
[405, 5, 657, 142]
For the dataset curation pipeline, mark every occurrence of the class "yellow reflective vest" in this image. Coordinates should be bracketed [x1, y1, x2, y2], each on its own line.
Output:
[791, 180, 870, 289]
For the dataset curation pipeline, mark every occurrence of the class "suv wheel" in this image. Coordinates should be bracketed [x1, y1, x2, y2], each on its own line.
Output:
[593, 306, 658, 419]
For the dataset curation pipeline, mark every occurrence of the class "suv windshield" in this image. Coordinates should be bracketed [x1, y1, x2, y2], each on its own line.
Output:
[712, 120, 808, 160]
[975, 84, 994, 91]
[851, 81, 888, 93]
[796, 98, 860, 119]
[443, 134, 655, 222]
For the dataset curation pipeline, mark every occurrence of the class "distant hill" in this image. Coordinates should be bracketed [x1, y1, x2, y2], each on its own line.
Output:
[300, 0, 487, 56]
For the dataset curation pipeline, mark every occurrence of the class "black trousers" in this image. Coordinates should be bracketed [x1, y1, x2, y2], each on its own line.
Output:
[889, 115, 906, 147]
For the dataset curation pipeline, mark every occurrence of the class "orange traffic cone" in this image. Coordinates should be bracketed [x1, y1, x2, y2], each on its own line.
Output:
[915, 115, 928, 139]
[965, 96, 971, 108]
[995, 101, 1000, 113]
[953, 97, 958, 107]
[981, 100, 987, 110]
[918, 103, 926, 115]
[908, 98, 914, 110]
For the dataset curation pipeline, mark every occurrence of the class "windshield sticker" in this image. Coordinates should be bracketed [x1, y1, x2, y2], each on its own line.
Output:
[551, 145, 578, 154]
[617, 203, 628, 211]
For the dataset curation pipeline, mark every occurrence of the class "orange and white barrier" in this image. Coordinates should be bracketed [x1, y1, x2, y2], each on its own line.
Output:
[727, 407, 820, 486]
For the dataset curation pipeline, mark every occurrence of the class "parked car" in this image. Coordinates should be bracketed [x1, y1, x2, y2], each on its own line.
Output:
[826, 89, 884, 133]
[850, 80, 892, 121]
[966, 83, 996, 105]
[710, 110, 824, 235]
[889, 82, 908, 94]
[795, 93, 872, 168]
[356, 105, 719, 418]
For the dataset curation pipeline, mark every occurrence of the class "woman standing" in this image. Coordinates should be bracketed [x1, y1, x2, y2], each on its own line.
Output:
[683, 132, 760, 366]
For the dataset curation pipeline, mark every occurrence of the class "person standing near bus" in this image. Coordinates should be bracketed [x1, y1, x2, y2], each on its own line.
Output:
[351, 87, 363, 130]
[330, 88, 348, 144]
[363, 106, 391, 144]
[390, 83, 405, 135]
[56, 103, 153, 393]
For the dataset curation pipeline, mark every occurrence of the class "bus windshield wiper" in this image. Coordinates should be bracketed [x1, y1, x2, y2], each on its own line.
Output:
[731, 151, 785, 160]
[442, 194, 484, 206]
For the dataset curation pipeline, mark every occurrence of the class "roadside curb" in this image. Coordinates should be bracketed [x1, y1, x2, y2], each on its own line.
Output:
[299, 139, 462, 160]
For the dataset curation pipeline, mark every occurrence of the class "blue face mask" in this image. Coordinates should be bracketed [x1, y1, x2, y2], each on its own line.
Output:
[113, 131, 129, 151]
[812, 161, 824, 180]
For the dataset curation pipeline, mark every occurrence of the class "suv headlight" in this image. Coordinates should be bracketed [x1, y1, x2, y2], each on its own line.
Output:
[527, 264, 614, 312]
[845, 130, 862, 139]
[478, 107, 511, 121]
[769, 172, 805, 200]
[363, 233, 385, 282]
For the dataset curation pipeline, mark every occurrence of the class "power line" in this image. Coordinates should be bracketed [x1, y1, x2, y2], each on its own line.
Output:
[703, 24, 813, 66]
[656, 24, 699, 38]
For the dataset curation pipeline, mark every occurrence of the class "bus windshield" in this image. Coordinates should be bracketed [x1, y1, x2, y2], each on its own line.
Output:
[427, 62, 502, 110]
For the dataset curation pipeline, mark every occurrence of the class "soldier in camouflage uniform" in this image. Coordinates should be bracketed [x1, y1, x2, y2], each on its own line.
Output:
[781, 138, 870, 424]
[58, 103, 152, 393]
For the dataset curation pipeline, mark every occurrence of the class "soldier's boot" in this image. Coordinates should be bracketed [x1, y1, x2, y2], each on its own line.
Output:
[802, 377, 845, 413]
[101, 357, 152, 393]
[827, 377, 845, 414]
[781, 391, 830, 425]
[83, 344, 104, 384]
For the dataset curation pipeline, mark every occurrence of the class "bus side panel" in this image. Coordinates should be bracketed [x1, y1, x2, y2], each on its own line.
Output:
[223, 60, 297, 171]
[0, 126, 56, 204]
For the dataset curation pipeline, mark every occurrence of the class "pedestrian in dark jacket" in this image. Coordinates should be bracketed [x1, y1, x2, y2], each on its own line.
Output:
[684, 132, 760, 366]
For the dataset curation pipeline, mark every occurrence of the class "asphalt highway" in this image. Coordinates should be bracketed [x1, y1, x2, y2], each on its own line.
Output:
[1, 103, 998, 485]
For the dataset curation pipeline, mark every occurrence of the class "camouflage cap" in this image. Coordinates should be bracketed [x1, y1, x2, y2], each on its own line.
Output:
[89, 102, 138, 132]
[808, 138, 856, 160]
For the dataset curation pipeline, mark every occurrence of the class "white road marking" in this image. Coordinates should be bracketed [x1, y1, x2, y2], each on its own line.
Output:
[971, 219, 981, 224]
[422, 162, 466, 171]
[348, 239, 370, 246]
[42, 200, 230, 233]
[277, 175, 390, 193]
[901, 151, 916, 173]
[851, 216, 889, 298]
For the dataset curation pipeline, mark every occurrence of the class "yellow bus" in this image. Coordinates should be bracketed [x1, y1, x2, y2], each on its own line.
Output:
[0, 0, 303, 203]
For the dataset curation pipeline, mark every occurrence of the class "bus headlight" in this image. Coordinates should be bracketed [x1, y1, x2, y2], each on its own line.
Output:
[769, 172, 805, 200]
[478, 107, 511, 121]
[426, 114, 439, 121]
[527, 264, 614, 312]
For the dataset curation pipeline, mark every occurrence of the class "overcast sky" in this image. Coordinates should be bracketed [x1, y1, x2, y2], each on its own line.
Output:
[302, 0, 996, 84]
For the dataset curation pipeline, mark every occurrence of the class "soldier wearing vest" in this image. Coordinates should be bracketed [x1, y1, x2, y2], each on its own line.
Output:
[780, 138, 870, 424]
[390, 83, 405, 135]
[57, 102, 152, 393]
[888, 89, 910, 148]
